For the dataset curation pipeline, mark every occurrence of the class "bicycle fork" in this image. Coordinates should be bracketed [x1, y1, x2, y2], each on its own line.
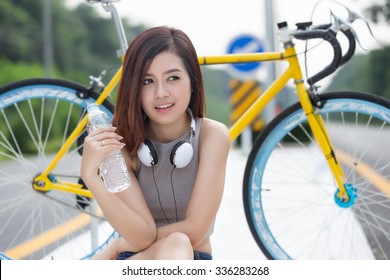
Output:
[295, 81, 356, 205]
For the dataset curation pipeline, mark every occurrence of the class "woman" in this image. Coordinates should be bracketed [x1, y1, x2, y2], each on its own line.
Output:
[81, 26, 230, 260]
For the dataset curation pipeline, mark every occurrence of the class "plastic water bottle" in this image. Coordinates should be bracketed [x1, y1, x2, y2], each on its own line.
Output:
[86, 103, 131, 193]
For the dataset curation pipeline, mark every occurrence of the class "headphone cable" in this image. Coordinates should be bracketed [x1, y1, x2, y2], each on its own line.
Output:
[170, 167, 179, 223]
[151, 165, 171, 224]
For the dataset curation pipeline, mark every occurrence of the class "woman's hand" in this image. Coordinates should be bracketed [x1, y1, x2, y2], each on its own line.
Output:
[80, 126, 125, 184]
[80, 127, 157, 250]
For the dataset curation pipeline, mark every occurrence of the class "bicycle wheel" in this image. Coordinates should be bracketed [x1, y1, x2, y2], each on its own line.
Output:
[0, 78, 119, 260]
[243, 91, 390, 259]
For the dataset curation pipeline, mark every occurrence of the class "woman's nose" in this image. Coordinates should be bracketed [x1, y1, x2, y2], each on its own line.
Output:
[155, 83, 169, 99]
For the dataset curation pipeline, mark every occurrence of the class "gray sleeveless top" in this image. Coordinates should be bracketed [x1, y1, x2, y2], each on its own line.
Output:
[136, 118, 214, 237]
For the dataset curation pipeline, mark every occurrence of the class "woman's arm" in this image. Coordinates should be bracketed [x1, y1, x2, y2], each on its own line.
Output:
[156, 119, 231, 246]
[81, 126, 156, 251]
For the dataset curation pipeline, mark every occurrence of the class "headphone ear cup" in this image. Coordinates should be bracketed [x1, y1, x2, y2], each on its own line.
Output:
[170, 141, 193, 168]
[138, 139, 158, 166]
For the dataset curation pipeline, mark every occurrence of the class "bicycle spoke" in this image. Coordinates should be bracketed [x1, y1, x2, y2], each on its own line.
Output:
[1, 110, 25, 161]
[0, 79, 115, 259]
[244, 93, 390, 259]
[27, 99, 45, 157]
[61, 103, 74, 146]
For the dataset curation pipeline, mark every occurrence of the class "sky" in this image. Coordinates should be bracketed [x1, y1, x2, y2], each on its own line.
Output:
[65, 0, 386, 53]
[65, 0, 388, 84]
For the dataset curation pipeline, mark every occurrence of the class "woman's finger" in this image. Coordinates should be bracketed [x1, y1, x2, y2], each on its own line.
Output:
[87, 130, 124, 144]
[100, 138, 126, 148]
[87, 126, 117, 137]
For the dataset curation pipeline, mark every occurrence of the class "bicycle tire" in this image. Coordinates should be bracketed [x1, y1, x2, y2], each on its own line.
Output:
[243, 91, 390, 260]
[0, 78, 119, 260]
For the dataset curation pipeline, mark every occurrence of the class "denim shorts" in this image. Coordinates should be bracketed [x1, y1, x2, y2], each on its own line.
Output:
[117, 251, 212, 260]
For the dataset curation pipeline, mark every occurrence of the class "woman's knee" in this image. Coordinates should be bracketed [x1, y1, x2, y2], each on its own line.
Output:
[158, 232, 193, 259]
[165, 232, 192, 249]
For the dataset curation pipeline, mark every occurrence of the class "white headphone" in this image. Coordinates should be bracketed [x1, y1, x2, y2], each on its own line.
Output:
[137, 110, 195, 168]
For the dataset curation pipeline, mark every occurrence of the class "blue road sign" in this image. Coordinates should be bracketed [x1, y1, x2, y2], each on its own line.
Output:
[227, 34, 264, 74]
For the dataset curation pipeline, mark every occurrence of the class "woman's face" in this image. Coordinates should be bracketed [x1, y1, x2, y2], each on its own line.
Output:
[141, 51, 191, 127]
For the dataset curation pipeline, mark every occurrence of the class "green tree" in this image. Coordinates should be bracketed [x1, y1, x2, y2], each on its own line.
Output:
[364, 0, 390, 23]
[0, 0, 230, 126]
[368, 46, 390, 98]
[0, 0, 147, 81]
[0, 0, 42, 62]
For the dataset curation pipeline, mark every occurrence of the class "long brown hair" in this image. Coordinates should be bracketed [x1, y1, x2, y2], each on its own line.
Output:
[112, 26, 206, 159]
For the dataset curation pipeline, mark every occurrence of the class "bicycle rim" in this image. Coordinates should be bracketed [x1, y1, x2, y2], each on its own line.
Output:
[0, 78, 118, 259]
[243, 92, 390, 259]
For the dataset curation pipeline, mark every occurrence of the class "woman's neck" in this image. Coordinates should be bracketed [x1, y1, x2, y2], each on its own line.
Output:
[146, 113, 191, 143]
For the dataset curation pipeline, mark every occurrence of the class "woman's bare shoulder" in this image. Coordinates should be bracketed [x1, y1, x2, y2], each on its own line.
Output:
[199, 118, 230, 148]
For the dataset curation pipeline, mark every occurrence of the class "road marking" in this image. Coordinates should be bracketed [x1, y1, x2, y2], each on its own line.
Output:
[336, 149, 390, 198]
[5, 213, 92, 259]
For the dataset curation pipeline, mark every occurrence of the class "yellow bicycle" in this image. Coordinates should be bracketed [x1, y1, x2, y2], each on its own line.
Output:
[1, 0, 389, 260]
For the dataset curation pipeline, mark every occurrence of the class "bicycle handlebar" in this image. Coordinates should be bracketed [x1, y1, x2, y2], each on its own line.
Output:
[312, 23, 356, 67]
[286, 4, 371, 88]
[339, 28, 356, 65]
[293, 28, 343, 86]
[293, 22, 357, 86]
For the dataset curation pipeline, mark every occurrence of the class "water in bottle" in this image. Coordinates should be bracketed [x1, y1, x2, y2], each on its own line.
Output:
[86, 103, 131, 193]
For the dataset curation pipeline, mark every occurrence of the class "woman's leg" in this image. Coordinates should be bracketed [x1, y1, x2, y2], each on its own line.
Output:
[92, 237, 133, 260]
[130, 232, 193, 260]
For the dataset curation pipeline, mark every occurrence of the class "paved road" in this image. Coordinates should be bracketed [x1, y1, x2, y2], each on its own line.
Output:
[1, 143, 388, 259]
[212, 149, 266, 260]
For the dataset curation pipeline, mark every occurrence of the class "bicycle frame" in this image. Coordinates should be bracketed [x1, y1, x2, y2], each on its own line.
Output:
[33, 47, 348, 202]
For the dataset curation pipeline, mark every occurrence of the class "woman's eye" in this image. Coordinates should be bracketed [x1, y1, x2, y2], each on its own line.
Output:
[143, 78, 153, 85]
[168, 75, 179, 81]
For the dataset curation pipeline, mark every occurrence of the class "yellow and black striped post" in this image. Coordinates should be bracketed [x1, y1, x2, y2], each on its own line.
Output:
[230, 78, 264, 131]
